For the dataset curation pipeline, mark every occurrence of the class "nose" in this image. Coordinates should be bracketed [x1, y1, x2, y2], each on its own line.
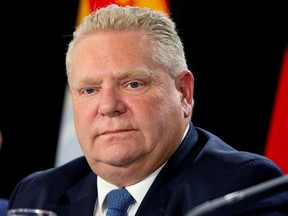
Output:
[98, 88, 126, 116]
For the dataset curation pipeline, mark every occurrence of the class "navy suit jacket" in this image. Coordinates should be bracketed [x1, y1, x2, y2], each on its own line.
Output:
[7, 123, 288, 215]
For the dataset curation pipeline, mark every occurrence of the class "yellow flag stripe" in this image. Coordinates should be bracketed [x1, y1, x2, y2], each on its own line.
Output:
[76, 0, 90, 26]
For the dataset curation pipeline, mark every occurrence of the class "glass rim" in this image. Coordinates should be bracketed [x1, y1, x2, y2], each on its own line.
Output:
[7, 208, 57, 215]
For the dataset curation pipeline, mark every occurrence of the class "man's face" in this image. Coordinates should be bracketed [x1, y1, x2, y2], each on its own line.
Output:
[68, 30, 193, 185]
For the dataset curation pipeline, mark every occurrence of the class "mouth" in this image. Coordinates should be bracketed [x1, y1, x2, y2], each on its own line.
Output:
[99, 129, 134, 136]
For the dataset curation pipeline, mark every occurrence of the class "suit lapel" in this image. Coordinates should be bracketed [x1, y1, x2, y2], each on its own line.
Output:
[49, 172, 98, 216]
[136, 123, 199, 215]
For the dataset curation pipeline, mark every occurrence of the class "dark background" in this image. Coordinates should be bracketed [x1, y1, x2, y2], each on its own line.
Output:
[0, 1, 287, 199]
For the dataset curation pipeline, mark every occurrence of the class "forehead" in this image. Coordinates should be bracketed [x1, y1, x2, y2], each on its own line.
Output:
[74, 30, 149, 57]
[70, 31, 159, 76]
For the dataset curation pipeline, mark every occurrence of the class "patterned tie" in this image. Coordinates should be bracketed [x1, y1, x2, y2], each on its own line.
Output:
[106, 188, 135, 216]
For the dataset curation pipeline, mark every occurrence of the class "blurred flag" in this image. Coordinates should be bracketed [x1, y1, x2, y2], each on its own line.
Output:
[264, 41, 288, 173]
[55, 0, 170, 166]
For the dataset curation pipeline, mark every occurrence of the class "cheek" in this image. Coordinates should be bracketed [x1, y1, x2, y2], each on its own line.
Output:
[137, 88, 181, 126]
[72, 102, 96, 139]
[73, 97, 97, 119]
[153, 87, 182, 112]
[153, 91, 183, 132]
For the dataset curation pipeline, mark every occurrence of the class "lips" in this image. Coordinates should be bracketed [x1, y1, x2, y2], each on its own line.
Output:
[99, 129, 134, 136]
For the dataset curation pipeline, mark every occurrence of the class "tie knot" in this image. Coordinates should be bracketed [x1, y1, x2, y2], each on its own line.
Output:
[106, 188, 134, 216]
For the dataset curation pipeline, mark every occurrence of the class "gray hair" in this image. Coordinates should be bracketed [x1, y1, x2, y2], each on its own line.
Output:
[65, 4, 188, 78]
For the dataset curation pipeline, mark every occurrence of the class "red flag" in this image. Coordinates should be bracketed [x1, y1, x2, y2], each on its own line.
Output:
[264, 41, 288, 173]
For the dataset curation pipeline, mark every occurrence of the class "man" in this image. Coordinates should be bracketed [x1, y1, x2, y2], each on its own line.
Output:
[8, 4, 288, 215]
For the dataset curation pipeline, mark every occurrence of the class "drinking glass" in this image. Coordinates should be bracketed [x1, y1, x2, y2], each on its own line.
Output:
[7, 208, 57, 216]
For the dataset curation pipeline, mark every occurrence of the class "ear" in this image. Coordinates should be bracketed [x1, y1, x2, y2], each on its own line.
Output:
[176, 70, 194, 118]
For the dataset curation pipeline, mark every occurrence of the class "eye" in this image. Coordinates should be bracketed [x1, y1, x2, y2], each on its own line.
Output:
[128, 81, 140, 89]
[84, 88, 95, 95]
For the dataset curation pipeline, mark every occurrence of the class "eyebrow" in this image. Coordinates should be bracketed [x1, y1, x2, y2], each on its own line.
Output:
[118, 66, 154, 79]
[70, 65, 155, 88]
